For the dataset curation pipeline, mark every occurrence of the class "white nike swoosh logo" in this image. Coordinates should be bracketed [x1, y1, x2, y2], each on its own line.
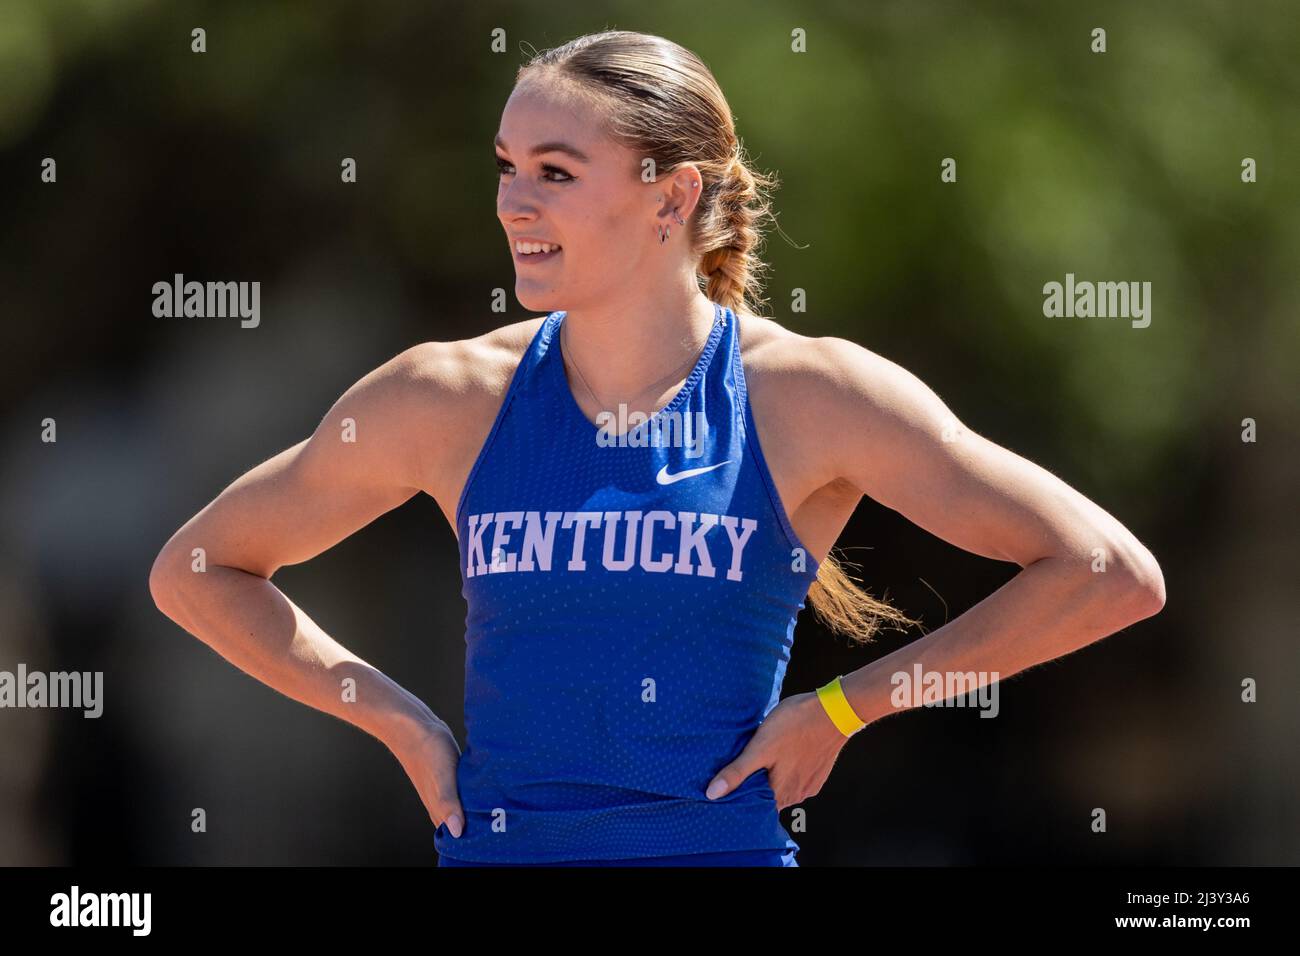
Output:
[656, 460, 734, 485]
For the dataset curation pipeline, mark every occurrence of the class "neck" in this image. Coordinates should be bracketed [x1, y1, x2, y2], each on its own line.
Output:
[559, 284, 720, 408]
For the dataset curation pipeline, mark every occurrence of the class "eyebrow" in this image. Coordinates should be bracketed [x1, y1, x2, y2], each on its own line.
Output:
[494, 135, 591, 163]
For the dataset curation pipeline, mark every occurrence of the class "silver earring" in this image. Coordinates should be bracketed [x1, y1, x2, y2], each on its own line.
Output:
[671, 209, 686, 225]
[657, 223, 671, 243]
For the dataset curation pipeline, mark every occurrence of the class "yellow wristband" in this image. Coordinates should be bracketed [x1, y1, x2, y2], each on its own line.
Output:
[816, 675, 866, 737]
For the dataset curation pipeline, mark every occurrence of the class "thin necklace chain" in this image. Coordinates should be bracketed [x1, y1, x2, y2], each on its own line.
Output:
[560, 309, 719, 415]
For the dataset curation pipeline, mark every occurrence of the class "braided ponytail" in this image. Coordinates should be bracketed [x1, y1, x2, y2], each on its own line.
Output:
[700, 156, 919, 645]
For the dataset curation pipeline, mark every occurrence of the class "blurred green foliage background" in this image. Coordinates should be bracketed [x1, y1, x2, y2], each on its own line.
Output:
[0, 0, 1296, 865]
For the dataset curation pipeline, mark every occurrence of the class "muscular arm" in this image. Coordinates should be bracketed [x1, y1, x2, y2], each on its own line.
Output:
[797, 337, 1166, 723]
[148, 341, 466, 751]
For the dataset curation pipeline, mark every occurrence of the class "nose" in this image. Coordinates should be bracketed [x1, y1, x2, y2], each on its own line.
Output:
[497, 177, 541, 222]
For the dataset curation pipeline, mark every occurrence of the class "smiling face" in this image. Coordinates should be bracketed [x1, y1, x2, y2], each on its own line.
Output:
[495, 77, 675, 314]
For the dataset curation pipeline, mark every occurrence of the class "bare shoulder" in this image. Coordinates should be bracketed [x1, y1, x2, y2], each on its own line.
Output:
[738, 311, 891, 387]
[356, 316, 546, 514]
[402, 315, 545, 397]
[738, 310, 950, 423]
[737, 310, 957, 492]
[735, 311, 819, 376]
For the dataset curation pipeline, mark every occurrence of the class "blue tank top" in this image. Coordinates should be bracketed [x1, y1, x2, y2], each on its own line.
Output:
[433, 301, 820, 864]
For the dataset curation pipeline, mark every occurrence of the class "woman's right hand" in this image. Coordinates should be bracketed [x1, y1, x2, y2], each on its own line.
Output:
[388, 715, 465, 838]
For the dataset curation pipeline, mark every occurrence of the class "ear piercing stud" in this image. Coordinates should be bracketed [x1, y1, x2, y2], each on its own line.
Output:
[655, 181, 698, 241]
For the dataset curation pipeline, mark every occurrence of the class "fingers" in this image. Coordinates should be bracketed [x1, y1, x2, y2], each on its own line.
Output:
[431, 788, 465, 837]
[705, 775, 732, 799]
[431, 775, 465, 837]
[423, 766, 462, 837]
[705, 762, 740, 799]
[705, 748, 766, 800]
[430, 729, 464, 836]
[441, 808, 464, 838]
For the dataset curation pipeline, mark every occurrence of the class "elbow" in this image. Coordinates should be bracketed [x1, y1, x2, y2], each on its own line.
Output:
[1125, 565, 1165, 622]
[1110, 541, 1166, 622]
[149, 543, 189, 620]
[1142, 558, 1167, 615]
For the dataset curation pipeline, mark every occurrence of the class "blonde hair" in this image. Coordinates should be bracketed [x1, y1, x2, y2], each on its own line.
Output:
[518, 31, 919, 645]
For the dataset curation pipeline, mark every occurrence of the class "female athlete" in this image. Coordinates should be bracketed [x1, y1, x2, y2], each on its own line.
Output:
[150, 30, 1165, 866]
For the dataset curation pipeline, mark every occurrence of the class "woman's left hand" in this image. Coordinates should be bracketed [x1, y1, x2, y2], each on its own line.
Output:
[704, 690, 855, 810]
